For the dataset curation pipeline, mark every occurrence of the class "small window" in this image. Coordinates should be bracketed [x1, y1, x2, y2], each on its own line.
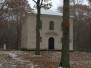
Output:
[40, 37, 42, 42]
[40, 20, 42, 29]
[49, 21, 54, 30]
[61, 38, 63, 42]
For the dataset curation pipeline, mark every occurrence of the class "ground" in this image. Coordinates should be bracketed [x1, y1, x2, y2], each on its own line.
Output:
[0, 51, 90, 68]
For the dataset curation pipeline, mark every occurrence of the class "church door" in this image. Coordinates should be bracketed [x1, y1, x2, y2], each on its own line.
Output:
[48, 37, 54, 50]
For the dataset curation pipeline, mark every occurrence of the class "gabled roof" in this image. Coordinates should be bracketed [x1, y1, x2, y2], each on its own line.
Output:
[29, 8, 73, 17]
[31, 8, 63, 16]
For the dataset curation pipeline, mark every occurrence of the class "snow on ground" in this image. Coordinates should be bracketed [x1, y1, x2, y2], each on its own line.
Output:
[59, 67, 63, 68]
[0, 51, 36, 68]
[0, 51, 90, 68]
[7, 52, 17, 58]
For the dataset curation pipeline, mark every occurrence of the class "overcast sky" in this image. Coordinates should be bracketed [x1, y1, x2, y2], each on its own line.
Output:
[28, 0, 89, 10]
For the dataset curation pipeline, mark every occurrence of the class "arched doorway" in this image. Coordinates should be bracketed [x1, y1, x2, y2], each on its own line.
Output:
[48, 37, 54, 50]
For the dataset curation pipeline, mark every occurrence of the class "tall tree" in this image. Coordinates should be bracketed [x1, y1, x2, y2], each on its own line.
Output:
[87, 0, 91, 6]
[58, 0, 91, 51]
[35, 0, 41, 55]
[0, 0, 31, 49]
[59, 0, 70, 68]
[33, 0, 52, 55]
[7, 0, 30, 49]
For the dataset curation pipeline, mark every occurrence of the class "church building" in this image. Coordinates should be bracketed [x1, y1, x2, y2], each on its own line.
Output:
[21, 9, 73, 51]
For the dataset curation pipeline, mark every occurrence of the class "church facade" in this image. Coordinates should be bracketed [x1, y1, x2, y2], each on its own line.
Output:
[21, 9, 73, 51]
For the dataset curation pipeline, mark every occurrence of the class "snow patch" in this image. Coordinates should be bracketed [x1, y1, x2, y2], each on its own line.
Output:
[59, 67, 64, 68]
[8, 53, 17, 58]
[33, 8, 63, 16]
[30, 64, 39, 68]
[33, 55, 42, 57]
[4, 52, 38, 68]
[59, 67, 66, 68]
[0, 64, 2, 67]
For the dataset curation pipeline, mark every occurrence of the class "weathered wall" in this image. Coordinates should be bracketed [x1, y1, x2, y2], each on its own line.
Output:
[21, 13, 73, 50]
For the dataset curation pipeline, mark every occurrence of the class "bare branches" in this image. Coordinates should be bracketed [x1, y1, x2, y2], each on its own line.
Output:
[41, 0, 43, 5]
[0, 0, 8, 10]
[0, 0, 8, 16]
[33, 0, 52, 9]
[0, 0, 31, 49]
[32, 0, 37, 4]
[87, 0, 91, 6]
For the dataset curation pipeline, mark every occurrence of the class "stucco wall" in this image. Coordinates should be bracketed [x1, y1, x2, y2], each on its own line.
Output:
[21, 16, 28, 48]
[40, 15, 63, 50]
[27, 14, 36, 49]
[21, 13, 73, 50]
[69, 18, 73, 50]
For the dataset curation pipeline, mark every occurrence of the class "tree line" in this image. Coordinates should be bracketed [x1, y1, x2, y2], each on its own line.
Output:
[58, 0, 91, 51]
[1, 0, 91, 67]
[0, 0, 31, 50]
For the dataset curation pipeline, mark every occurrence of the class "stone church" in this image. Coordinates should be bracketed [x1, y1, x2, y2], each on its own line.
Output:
[21, 9, 73, 51]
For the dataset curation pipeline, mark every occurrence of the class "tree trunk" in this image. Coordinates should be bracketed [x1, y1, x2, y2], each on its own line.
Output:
[16, 22, 21, 50]
[59, 0, 70, 67]
[35, 0, 41, 55]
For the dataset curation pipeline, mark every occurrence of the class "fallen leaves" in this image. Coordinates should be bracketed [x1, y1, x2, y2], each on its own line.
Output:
[0, 51, 90, 68]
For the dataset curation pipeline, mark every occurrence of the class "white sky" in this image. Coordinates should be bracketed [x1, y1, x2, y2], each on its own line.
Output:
[28, 0, 89, 11]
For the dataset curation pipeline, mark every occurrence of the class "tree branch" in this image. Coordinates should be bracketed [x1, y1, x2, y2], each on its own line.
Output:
[0, 0, 8, 16]
[32, 0, 37, 4]
[0, 0, 8, 10]
[41, 0, 43, 5]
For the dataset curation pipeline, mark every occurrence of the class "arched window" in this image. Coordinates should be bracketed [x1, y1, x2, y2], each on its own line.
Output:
[49, 21, 54, 30]
[40, 37, 42, 42]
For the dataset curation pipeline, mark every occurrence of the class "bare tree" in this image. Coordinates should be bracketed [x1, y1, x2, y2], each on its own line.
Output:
[33, 0, 52, 55]
[58, 0, 91, 51]
[59, 0, 70, 67]
[0, 0, 31, 49]
[87, 0, 91, 6]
